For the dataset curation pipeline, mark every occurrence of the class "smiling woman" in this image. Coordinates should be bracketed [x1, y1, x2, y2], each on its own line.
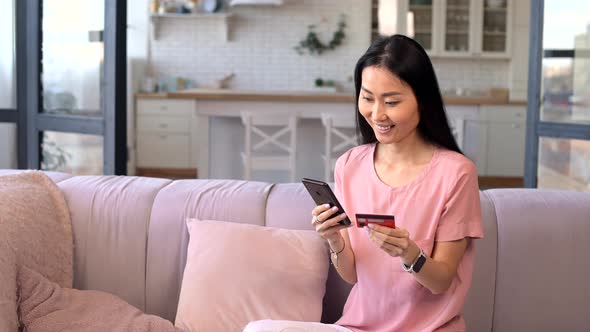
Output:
[245, 34, 483, 332]
[357, 66, 421, 146]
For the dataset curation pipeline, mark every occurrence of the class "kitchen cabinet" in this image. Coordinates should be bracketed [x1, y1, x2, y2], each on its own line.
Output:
[384, 0, 511, 58]
[464, 118, 488, 174]
[446, 105, 487, 175]
[481, 105, 526, 176]
[136, 98, 199, 174]
[446, 104, 526, 177]
[440, 0, 475, 56]
[406, 0, 438, 53]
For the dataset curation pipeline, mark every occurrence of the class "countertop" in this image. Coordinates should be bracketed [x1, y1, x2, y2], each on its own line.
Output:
[136, 88, 527, 105]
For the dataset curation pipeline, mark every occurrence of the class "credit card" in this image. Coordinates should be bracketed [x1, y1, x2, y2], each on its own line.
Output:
[355, 213, 396, 228]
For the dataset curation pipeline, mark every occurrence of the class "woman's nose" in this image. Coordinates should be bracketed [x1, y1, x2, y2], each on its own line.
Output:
[372, 102, 387, 121]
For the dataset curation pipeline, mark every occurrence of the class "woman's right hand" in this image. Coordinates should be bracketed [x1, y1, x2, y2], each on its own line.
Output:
[311, 204, 348, 242]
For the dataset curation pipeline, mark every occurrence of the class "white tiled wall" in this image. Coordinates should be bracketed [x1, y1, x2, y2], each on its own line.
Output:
[508, 0, 530, 101]
[147, 0, 525, 96]
[151, 0, 372, 91]
[433, 58, 509, 93]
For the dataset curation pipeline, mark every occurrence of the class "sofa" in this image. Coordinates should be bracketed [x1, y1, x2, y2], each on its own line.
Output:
[1, 169, 589, 331]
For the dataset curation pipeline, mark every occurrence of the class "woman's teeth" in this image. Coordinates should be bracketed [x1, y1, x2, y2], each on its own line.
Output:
[375, 124, 394, 132]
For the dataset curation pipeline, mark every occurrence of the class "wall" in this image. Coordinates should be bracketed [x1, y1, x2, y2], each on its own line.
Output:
[508, 0, 530, 100]
[132, 0, 533, 181]
[146, 0, 525, 96]
[433, 58, 509, 94]
[150, 0, 372, 92]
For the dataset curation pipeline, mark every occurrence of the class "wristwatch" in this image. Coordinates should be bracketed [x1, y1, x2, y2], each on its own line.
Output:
[401, 247, 426, 274]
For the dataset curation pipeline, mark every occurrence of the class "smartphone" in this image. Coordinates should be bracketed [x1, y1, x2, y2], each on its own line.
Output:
[301, 178, 351, 226]
[355, 214, 396, 228]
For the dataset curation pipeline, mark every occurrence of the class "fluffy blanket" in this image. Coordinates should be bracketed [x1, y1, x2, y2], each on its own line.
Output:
[0, 171, 73, 331]
[0, 172, 183, 332]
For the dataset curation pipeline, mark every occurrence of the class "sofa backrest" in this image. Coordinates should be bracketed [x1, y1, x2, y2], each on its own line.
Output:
[5, 170, 589, 331]
[481, 189, 590, 331]
[51, 174, 501, 327]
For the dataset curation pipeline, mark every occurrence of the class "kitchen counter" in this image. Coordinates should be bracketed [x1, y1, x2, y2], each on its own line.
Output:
[135, 88, 527, 105]
[135, 89, 529, 180]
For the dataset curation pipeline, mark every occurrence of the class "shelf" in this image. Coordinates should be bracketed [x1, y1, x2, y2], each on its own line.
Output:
[484, 7, 507, 11]
[149, 12, 234, 41]
[409, 5, 433, 11]
[446, 30, 469, 34]
[483, 30, 507, 36]
[446, 5, 470, 10]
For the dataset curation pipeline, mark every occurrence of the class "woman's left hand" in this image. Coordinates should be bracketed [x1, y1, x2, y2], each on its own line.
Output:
[366, 225, 420, 266]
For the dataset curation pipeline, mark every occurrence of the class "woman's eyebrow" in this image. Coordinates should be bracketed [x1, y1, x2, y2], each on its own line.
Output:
[361, 86, 401, 97]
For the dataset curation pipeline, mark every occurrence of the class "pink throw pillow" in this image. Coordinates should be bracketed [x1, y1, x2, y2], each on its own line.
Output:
[175, 219, 330, 332]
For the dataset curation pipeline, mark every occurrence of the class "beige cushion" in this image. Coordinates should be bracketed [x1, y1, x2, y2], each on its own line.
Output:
[175, 219, 330, 332]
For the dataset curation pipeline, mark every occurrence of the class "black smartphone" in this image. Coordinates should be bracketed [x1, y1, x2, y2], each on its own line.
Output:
[301, 178, 351, 226]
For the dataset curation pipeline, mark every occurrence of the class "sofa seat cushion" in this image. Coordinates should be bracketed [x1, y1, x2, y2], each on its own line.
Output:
[175, 218, 330, 332]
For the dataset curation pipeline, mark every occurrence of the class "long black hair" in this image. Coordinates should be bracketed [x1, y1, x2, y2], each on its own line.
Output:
[353, 34, 462, 154]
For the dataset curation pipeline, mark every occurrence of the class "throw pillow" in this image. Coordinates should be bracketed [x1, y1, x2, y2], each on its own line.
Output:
[17, 264, 184, 332]
[175, 219, 330, 332]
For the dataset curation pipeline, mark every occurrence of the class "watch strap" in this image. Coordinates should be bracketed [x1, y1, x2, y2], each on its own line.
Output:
[412, 250, 426, 273]
[401, 247, 426, 273]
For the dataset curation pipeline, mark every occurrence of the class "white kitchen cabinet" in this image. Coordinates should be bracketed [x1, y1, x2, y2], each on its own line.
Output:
[390, 0, 511, 58]
[480, 105, 526, 177]
[485, 121, 525, 176]
[472, 0, 512, 58]
[446, 104, 525, 177]
[137, 133, 191, 168]
[136, 98, 198, 172]
[446, 105, 487, 174]
[464, 119, 488, 175]
[406, 0, 438, 53]
[439, 0, 476, 56]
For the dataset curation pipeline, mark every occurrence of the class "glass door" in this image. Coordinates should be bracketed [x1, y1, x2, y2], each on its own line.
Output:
[41, 0, 105, 174]
[0, 0, 17, 169]
[525, 0, 590, 191]
[19, 0, 127, 175]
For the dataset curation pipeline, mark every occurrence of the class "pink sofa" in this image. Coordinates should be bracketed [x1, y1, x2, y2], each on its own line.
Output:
[2, 170, 589, 331]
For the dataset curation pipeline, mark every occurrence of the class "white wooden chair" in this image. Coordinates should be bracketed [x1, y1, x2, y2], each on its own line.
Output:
[321, 112, 358, 182]
[241, 111, 298, 182]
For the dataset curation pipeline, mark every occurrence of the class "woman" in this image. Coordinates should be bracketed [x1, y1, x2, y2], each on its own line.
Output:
[245, 34, 483, 332]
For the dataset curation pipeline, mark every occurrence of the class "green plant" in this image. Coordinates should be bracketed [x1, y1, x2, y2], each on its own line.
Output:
[295, 15, 346, 55]
[314, 78, 335, 87]
[41, 134, 71, 172]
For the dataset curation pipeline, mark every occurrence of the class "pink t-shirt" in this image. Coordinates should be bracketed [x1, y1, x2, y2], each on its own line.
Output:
[334, 143, 484, 332]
